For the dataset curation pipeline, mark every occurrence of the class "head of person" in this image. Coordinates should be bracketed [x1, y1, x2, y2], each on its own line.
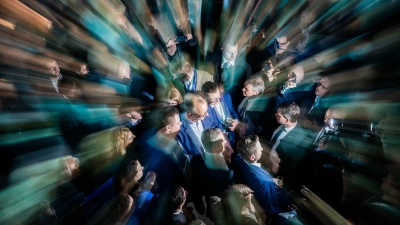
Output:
[113, 127, 135, 155]
[113, 159, 144, 193]
[222, 184, 254, 215]
[61, 156, 80, 177]
[222, 41, 238, 62]
[267, 150, 280, 175]
[289, 65, 305, 84]
[108, 193, 134, 224]
[183, 93, 209, 123]
[315, 75, 332, 97]
[201, 81, 221, 106]
[165, 184, 187, 213]
[243, 76, 264, 97]
[324, 105, 346, 128]
[166, 37, 177, 56]
[45, 59, 60, 77]
[168, 87, 183, 105]
[376, 104, 400, 146]
[172, 61, 194, 83]
[58, 76, 81, 99]
[78, 64, 89, 76]
[118, 61, 131, 81]
[275, 102, 300, 126]
[201, 128, 226, 154]
[38, 201, 58, 224]
[274, 34, 290, 54]
[237, 135, 263, 163]
[158, 107, 182, 135]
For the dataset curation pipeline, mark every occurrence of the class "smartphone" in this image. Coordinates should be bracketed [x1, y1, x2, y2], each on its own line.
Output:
[176, 36, 188, 42]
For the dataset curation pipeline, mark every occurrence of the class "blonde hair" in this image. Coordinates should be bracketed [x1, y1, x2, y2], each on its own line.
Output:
[168, 87, 183, 104]
[172, 61, 192, 75]
[113, 127, 134, 155]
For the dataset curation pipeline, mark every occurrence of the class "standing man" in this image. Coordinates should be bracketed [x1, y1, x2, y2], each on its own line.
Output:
[172, 61, 213, 93]
[207, 40, 252, 109]
[270, 102, 311, 191]
[201, 81, 239, 146]
[176, 93, 223, 158]
[45, 58, 63, 93]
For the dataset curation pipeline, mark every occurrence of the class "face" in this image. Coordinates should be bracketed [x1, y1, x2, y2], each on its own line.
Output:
[242, 84, 259, 97]
[168, 114, 183, 134]
[127, 110, 143, 122]
[213, 132, 227, 154]
[275, 36, 290, 52]
[126, 131, 135, 146]
[46, 60, 60, 76]
[167, 43, 177, 56]
[134, 161, 144, 181]
[206, 90, 221, 106]
[79, 65, 89, 75]
[275, 108, 288, 125]
[376, 113, 400, 144]
[187, 103, 208, 122]
[315, 77, 330, 97]
[253, 141, 263, 162]
[223, 44, 238, 62]
[118, 63, 131, 80]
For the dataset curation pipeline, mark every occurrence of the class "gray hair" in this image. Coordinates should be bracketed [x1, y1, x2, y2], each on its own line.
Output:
[182, 93, 207, 114]
[245, 76, 264, 93]
[201, 128, 223, 153]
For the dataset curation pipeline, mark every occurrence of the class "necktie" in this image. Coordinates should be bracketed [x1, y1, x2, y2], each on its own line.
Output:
[308, 96, 320, 115]
[221, 62, 230, 84]
[239, 98, 249, 120]
[271, 127, 286, 146]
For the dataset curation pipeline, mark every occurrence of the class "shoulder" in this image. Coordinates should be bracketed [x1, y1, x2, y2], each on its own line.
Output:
[197, 70, 213, 79]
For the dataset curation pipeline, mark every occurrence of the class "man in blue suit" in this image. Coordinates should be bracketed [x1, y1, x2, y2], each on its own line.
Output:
[176, 93, 224, 158]
[201, 81, 239, 147]
[233, 135, 283, 216]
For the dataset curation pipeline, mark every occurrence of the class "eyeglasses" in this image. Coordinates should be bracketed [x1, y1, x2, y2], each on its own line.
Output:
[317, 82, 329, 90]
[191, 111, 208, 118]
[275, 39, 289, 46]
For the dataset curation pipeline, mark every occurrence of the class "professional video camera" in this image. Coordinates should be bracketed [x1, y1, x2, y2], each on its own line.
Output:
[324, 118, 379, 140]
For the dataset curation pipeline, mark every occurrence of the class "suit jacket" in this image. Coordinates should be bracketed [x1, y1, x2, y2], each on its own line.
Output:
[176, 107, 224, 157]
[207, 51, 252, 109]
[233, 154, 282, 215]
[195, 69, 214, 91]
[238, 94, 275, 136]
[191, 153, 234, 198]
[273, 123, 313, 192]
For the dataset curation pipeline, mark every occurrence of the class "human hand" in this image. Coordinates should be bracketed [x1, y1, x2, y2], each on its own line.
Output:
[185, 33, 193, 41]
[228, 119, 239, 131]
[166, 37, 178, 48]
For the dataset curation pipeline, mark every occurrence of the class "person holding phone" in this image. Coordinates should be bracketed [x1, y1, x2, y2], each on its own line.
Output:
[164, 33, 196, 68]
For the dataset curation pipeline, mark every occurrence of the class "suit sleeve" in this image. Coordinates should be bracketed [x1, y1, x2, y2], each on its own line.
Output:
[255, 179, 282, 215]
[224, 94, 239, 120]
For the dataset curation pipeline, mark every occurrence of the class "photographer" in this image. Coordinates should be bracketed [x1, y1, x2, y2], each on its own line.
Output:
[164, 34, 196, 68]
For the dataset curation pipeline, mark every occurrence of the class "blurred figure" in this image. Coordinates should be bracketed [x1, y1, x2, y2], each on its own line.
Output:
[270, 102, 312, 192]
[191, 128, 234, 215]
[44, 58, 62, 93]
[207, 40, 252, 109]
[113, 127, 135, 156]
[113, 159, 143, 195]
[233, 135, 283, 216]
[202, 81, 239, 146]
[164, 33, 196, 67]
[172, 60, 213, 93]
[210, 184, 261, 225]
[236, 76, 268, 137]
[37, 201, 58, 225]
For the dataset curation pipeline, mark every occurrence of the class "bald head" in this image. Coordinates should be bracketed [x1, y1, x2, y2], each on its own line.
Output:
[183, 93, 209, 123]
[324, 105, 347, 127]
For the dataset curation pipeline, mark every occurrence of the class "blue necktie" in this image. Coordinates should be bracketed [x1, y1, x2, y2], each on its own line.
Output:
[308, 96, 320, 115]
[271, 127, 286, 146]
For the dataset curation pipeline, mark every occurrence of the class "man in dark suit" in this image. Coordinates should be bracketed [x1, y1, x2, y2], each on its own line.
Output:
[201, 81, 239, 147]
[137, 107, 190, 193]
[270, 102, 312, 192]
[233, 135, 284, 216]
[191, 128, 234, 215]
[176, 93, 224, 158]
[207, 41, 252, 109]
[237, 75, 273, 137]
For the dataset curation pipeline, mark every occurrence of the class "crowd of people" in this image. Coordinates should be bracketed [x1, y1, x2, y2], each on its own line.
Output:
[1, 0, 400, 224]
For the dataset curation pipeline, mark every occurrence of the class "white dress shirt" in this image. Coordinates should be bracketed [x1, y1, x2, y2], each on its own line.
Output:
[271, 122, 297, 151]
[221, 57, 235, 68]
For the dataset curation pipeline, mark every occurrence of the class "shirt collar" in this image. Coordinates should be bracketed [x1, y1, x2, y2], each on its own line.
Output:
[222, 57, 235, 67]
[283, 121, 297, 133]
[240, 154, 262, 167]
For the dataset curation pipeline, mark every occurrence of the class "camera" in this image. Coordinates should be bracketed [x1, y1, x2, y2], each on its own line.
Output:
[324, 118, 378, 139]
[176, 36, 188, 42]
[263, 63, 271, 72]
